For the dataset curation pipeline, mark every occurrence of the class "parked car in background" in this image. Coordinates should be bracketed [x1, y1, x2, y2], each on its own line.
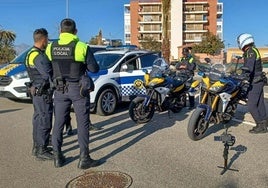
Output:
[0, 45, 106, 100]
[0, 44, 160, 116]
[0, 49, 30, 100]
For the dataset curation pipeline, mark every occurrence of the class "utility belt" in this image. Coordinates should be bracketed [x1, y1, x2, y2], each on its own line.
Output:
[52, 77, 80, 94]
[253, 72, 267, 84]
[53, 75, 94, 97]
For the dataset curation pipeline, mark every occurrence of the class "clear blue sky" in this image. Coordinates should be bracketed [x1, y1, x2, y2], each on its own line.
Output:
[1, 0, 268, 48]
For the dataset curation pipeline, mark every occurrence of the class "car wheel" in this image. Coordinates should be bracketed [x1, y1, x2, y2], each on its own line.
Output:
[96, 88, 117, 116]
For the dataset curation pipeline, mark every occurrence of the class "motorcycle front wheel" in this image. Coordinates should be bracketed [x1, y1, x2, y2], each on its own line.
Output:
[129, 97, 155, 124]
[187, 107, 209, 141]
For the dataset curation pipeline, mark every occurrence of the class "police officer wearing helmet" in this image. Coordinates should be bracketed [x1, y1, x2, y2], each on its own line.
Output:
[176, 47, 196, 110]
[46, 18, 100, 168]
[25, 28, 54, 160]
[237, 33, 268, 134]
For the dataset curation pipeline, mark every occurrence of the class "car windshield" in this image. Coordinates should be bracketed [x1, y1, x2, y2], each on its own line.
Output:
[10, 48, 30, 64]
[94, 53, 123, 70]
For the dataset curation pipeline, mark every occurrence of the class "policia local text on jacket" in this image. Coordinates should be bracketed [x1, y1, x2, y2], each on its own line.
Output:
[46, 18, 101, 169]
[25, 28, 54, 160]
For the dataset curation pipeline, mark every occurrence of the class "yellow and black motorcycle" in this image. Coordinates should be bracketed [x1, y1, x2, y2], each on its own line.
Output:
[187, 58, 250, 141]
[129, 58, 191, 124]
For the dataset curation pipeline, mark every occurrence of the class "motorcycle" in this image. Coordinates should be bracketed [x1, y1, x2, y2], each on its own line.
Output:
[187, 57, 250, 141]
[129, 57, 192, 124]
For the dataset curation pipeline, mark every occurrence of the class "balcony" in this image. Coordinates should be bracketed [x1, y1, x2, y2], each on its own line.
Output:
[217, 3, 223, 15]
[183, 29, 207, 33]
[184, 19, 208, 24]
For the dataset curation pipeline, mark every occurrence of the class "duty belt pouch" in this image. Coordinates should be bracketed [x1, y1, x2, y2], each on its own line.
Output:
[24, 81, 33, 97]
[54, 77, 66, 93]
[79, 75, 95, 97]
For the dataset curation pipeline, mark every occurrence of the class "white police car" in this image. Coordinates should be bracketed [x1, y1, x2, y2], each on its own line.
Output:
[0, 49, 30, 100]
[0, 45, 107, 101]
[0, 45, 160, 116]
[89, 47, 160, 116]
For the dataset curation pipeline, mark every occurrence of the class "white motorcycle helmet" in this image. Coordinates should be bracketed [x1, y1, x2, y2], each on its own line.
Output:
[237, 33, 254, 50]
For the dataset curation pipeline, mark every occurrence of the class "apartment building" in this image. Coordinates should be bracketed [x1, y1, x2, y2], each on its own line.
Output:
[124, 0, 223, 60]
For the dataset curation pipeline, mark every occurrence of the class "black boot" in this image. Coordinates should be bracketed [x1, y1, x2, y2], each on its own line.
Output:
[36, 146, 54, 160]
[54, 151, 66, 168]
[249, 120, 268, 134]
[77, 151, 102, 169]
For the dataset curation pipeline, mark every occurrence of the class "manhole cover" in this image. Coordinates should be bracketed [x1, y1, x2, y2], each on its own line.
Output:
[66, 171, 133, 188]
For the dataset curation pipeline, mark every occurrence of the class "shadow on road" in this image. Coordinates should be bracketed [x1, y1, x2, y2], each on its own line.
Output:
[0, 108, 23, 114]
[88, 108, 190, 162]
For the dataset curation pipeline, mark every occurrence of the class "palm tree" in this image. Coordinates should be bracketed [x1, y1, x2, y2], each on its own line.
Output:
[0, 29, 16, 45]
[161, 0, 171, 62]
[0, 29, 16, 63]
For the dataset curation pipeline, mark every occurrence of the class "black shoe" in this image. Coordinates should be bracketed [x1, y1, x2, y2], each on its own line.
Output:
[249, 121, 267, 134]
[54, 151, 66, 168]
[249, 127, 267, 134]
[89, 124, 102, 131]
[36, 146, 54, 160]
[77, 155, 102, 169]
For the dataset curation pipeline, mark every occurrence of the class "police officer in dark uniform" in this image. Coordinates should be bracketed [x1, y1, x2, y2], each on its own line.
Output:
[237, 33, 268, 134]
[176, 47, 196, 110]
[46, 18, 101, 168]
[25, 28, 54, 160]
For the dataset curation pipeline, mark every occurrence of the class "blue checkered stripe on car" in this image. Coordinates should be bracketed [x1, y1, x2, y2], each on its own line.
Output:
[120, 85, 146, 96]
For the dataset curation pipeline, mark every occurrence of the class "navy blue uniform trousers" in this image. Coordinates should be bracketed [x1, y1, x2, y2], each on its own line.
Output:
[32, 95, 53, 147]
[247, 81, 267, 123]
[52, 83, 90, 153]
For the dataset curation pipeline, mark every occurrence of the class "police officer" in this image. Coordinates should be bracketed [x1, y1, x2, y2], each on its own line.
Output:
[237, 33, 267, 134]
[46, 18, 101, 168]
[25, 28, 54, 160]
[176, 47, 196, 110]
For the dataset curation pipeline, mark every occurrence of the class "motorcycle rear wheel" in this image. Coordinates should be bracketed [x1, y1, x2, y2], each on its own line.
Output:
[129, 97, 155, 124]
[187, 107, 209, 141]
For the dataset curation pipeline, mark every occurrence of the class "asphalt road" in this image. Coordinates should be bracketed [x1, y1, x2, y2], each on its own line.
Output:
[0, 97, 268, 188]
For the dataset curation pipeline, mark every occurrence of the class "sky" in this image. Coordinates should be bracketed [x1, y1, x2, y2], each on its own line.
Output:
[0, 0, 268, 48]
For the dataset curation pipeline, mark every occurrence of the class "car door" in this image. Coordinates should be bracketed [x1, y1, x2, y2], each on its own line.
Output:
[118, 52, 159, 101]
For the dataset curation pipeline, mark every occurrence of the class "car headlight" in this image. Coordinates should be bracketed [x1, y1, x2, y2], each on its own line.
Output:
[13, 71, 29, 80]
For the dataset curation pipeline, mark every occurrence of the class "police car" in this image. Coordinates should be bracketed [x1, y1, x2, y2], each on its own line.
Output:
[0, 45, 160, 116]
[0, 45, 107, 100]
[0, 49, 30, 100]
[89, 47, 160, 116]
